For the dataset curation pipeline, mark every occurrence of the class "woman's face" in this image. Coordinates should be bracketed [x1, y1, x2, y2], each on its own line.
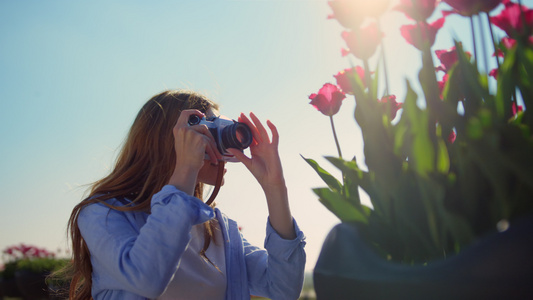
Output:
[197, 160, 226, 186]
[196, 107, 226, 186]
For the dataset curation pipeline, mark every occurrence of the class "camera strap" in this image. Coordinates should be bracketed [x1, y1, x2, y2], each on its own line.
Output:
[205, 160, 225, 206]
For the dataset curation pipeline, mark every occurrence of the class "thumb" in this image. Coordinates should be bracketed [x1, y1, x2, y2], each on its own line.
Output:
[227, 148, 251, 168]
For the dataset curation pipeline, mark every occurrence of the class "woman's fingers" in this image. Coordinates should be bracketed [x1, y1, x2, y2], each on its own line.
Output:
[194, 126, 221, 164]
[227, 148, 250, 166]
[249, 112, 270, 144]
[174, 109, 222, 165]
[266, 120, 279, 146]
[238, 113, 260, 146]
[239, 112, 276, 146]
[176, 109, 205, 128]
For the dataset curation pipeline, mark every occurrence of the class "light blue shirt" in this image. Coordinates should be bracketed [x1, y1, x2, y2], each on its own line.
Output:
[78, 185, 306, 299]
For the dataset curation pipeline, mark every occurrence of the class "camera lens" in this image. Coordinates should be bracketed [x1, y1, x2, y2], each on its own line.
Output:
[221, 122, 252, 150]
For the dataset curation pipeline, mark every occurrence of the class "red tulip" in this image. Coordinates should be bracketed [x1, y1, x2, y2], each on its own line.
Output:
[400, 18, 445, 50]
[309, 83, 346, 116]
[489, 68, 498, 79]
[328, 0, 391, 29]
[334, 66, 369, 94]
[342, 22, 383, 60]
[442, 0, 504, 16]
[438, 73, 449, 97]
[448, 130, 457, 143]
[435, 45, 472, 73]
[491, 1, 533, 38]
[378, 95, 402, 119]
[512, 102, 524, 116]
[395, 0, 438, 21]
[435, 46, 459, 73]
[502, 36, 518, 49]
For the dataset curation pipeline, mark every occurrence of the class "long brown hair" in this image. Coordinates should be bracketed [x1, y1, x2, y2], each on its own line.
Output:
[66, 90, 218, 300]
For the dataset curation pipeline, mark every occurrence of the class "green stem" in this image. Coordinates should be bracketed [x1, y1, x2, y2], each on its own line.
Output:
[363, 58, 373, 100]
[330, 115, 347, 198]
[330, 115, 343, 159]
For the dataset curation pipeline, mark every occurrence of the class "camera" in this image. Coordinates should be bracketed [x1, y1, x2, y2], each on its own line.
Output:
[188, 114, 253, 162]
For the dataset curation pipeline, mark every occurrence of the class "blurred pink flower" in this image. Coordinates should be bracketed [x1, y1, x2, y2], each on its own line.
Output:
[491, 1, 533, 38]
[395, 0, 438, 21]
[435, 45, 472, 73]
[435, 46, 459, 73]
[438, 73, 449, 97]
[342, 22, 383, 60]
[489, 68, 498, 79]
[448, 130, 457, 143]
[442, 0, 504, 16]
[309, 83, 346, 116]
[334, 66, 369, 94]
[2, 244, 56, 261]
[378, 95, 403, 119]
[328, 0, 390, 29]
[512, 102, 523, 116]
[400, 18, 445, 50]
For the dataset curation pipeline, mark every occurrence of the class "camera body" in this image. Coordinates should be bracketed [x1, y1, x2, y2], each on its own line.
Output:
[188, 114, 253, 162]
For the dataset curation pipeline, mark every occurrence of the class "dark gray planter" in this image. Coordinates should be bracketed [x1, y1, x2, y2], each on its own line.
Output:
[314, 216, 533, 300]
[15, 270, 50, 299]
[0, 277, 24, 298]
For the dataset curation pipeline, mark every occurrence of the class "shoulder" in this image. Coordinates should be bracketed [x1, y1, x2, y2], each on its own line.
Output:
[79, 196, 130, 213]
[77, 196, 138, 226]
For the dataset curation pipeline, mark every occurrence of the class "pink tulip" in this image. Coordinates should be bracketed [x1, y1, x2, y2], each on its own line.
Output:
[442, 0, 504, 16]
[491, 1, 533, 38]
[334, 66, 369, 94]
[400, 18, 445, 50]
[395, 0, 438, 21]
[435, 45, 472, 73]
[342, 22, 383, 60]
[512, 102, 523, 116]
[309, 83, 346, 116]
[378, 95, 402, 119]
[448, 130, 457, 143]
[328, 0, 391, 29]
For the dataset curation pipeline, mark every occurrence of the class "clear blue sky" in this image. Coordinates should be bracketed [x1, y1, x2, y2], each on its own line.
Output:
[1, 0, 529, 271]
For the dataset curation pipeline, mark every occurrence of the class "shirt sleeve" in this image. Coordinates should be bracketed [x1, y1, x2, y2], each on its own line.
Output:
[245, 218, 307, 300]
[78, 185, 215, 299]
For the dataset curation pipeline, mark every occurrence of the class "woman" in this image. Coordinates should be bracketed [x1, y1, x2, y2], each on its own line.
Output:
[66, 90, 306, 300]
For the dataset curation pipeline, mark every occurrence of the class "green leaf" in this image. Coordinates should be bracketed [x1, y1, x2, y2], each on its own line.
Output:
[394, 80, 418, 157]
[517, 44, 533, 128]
[435, 125, 450, 173]
[313, 187, 369, 223]
[347, 62, 368, 103]
[454, 42, 488, 117]
[371, 61, 380, 101]
[402, 81, 435, 175]
[496, 46, 517, 119]
[324, 156, 366, 205]
[419, 47, 441, 121]
[466, 117, 483, 140]
[301, 155, 342, 192]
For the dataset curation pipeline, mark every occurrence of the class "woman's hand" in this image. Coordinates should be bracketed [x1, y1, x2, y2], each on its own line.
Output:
[168, 109, 222, 195]
[228, 113, 296, 239]
[228, 112, 285, 189]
